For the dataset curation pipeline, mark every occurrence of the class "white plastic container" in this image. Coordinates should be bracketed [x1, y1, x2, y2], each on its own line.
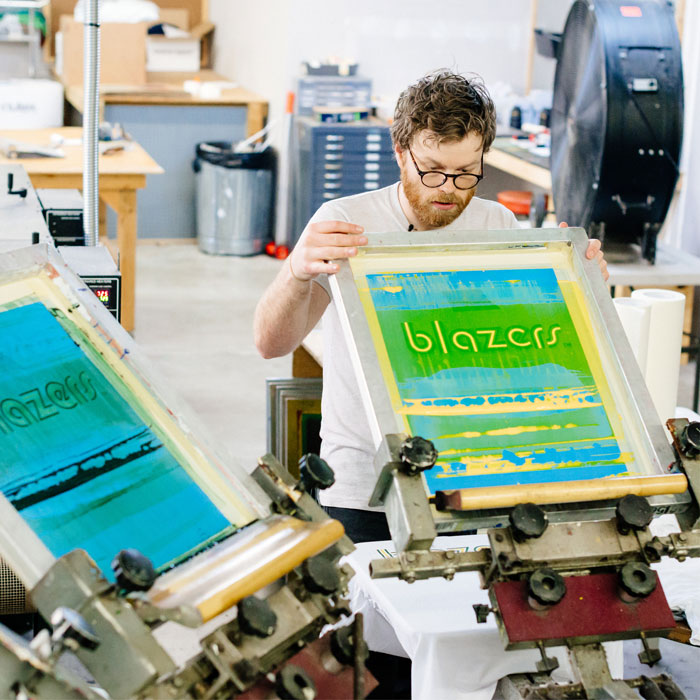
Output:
[0, 79, 64, 129]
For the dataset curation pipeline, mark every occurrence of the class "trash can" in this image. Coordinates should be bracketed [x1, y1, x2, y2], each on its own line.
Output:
[194, 142, 275, 255]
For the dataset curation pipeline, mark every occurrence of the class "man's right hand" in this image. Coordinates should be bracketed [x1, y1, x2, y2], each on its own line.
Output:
[289, 220, 367, 281]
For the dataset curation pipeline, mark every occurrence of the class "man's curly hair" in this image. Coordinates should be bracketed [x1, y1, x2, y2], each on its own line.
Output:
[391, 70, 496, 152]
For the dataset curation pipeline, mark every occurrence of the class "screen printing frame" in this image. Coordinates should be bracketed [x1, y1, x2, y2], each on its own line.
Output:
[329, 227, 689, 536]
[267, 378, 323, 479]
[0, 244, 271, 588]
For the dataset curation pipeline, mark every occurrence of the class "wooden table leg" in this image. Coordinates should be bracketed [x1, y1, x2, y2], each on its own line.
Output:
[99, 199, 107, 242]
[246, 101, 268, 138]
[100, 188, 137, 332]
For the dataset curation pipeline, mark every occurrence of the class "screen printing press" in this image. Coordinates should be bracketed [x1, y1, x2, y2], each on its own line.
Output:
[329, 227, 700, 699]
[0, 244, 374, 699]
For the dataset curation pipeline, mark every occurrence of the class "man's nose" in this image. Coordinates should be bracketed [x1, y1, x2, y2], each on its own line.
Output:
[437, 177, 457, 194]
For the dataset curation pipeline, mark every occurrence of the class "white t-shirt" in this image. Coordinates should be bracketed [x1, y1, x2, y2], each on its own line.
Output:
[310, 183, 519, 511]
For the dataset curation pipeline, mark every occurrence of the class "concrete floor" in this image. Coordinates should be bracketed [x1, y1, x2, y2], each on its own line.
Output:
[134, 242, 290, 471]
[133, 242, 700, 697]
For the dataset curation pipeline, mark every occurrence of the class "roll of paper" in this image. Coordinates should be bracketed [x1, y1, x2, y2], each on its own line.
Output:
[630, 289, 686, 423]
[613, 297, 651, 373]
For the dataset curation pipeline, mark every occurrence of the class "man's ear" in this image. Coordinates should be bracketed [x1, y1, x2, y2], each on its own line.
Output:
[394, 143, 404, 169]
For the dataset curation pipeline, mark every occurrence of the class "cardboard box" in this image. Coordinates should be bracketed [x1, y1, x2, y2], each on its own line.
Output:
[49, 0, 214, 69]
[58, 16, 147, 85]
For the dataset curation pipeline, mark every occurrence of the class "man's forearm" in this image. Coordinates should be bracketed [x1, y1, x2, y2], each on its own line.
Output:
[254, 259, 315, 359]
[254, 218, 362, 359]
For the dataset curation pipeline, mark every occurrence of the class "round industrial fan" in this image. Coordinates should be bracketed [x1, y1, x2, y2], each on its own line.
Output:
[551, 0, 683, 262]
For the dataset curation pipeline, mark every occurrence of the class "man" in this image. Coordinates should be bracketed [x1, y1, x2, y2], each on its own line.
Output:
[255, 70, 608, 544]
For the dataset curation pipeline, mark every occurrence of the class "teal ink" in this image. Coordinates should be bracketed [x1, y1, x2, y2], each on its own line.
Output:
[0, 303, 231, 578]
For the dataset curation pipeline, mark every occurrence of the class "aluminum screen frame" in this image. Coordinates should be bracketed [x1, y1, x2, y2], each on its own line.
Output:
[329, 227, 688, 532]
[0, 245, 270, 585]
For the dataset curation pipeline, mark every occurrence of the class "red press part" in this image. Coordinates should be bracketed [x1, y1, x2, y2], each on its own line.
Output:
[265, 241, 277, 256]
[491, 572, 675, 647]
[275, 245, 290, 260]
[237, 632, 377, 699]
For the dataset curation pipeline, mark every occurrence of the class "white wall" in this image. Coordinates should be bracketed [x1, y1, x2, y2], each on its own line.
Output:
[210, 0, 545, 128]
[530, 0, 572, 90]
[209, 0, 291, 130]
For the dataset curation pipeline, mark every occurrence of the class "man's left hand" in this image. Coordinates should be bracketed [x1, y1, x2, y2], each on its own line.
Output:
[559, 222, 609, 282]
[584, 238, 608, 281]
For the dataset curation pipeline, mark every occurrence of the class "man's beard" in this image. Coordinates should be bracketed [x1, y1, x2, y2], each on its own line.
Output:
[401, 168, 475, 229]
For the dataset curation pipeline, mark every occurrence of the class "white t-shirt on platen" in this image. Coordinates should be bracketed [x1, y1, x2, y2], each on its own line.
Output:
[309, 183, 519, 511]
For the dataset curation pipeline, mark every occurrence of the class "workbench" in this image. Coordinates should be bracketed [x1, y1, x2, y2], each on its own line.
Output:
[0, 126, 163, 331]
[484, 136, 551, 191]
[64, 74, 268, 144]
[64, 74, 268, 239]
[607, 244, 700, 288]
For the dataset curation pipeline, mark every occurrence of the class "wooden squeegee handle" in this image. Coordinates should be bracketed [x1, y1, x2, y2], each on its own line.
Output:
[434, 473, 688, 511]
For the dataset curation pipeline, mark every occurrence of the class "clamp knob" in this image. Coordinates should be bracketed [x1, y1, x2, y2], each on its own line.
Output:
[302, 554, 340, 595]
[112, 549, 157, 592]
[679, 421, 700, 458]
[619, 561, 657, 599]
[275, 665, 316, 700]
[50, 607, 100, 651]
[237, 595, 277, 638]
[299, 453, 335, 492]
[330, 624, 369, 666]
[616, 494, 653, 535]
[399, 436, 437, 475]
[528, 568, 566, 606]
[509, 503, 548, 542]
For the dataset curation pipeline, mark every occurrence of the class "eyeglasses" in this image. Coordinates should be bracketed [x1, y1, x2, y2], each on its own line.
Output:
[408, 149, 484, 190]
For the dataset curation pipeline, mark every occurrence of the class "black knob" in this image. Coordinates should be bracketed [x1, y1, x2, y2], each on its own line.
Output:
[232, 658, 257, 684]
[31, 232, 40, 245]
[299, 454, 335, 492]
[616, 495, 653, 535]
[399, 436, 437, 474]
[528, 568, 566, 606]
[472, 603, 491, 624]
[509, 503, 548, 542]
[112, 549, 157, 592]
[7, 173, 27, 198]
[50, 607, 100, 651]
[237, 595, 277, 638]
[679, 421, 700, 458]
[619, 561, 657, 599]
[275, 665, 316, 700]
[644, 538, 666, 563]
[330, 624, 368, 666]
[302, 554, 340, 595]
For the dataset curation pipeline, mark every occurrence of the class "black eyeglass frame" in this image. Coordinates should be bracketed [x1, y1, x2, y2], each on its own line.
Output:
[408, 148, 485, 190]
